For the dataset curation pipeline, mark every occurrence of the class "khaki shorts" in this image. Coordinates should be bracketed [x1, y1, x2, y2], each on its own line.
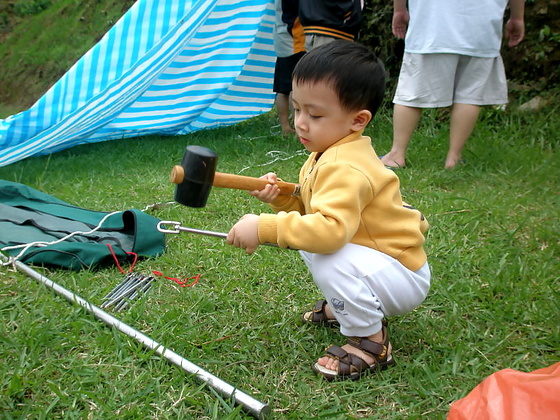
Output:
[393, 52, 508, 108]
[304, 34, 337, 51]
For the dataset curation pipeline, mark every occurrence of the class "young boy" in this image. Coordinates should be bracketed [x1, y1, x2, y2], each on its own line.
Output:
[227, 40, 431, 381]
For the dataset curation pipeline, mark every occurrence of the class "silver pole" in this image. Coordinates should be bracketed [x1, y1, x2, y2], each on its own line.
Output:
[175, 225, 229, 239]
[157, 221, 279, 247]
[1, 254, 270, 419]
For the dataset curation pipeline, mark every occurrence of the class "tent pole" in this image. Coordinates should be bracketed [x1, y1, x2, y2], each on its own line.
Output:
[1, 254, 270, 419]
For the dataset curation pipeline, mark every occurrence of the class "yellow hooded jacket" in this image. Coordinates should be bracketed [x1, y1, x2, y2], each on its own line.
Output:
[257, 131, 428, 271]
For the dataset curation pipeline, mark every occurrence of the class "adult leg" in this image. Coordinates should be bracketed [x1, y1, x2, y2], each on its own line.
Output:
[381, 104, 422, 168]
[387, 53, 458, 168]
[448, 55, 506, 169]
[446, 103, 480, 169]
[275, 92, 294, 135]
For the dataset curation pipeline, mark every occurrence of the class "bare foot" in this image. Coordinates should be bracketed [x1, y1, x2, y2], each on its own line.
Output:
[444, 155, 465, 169]
[380, 153, 405, 169]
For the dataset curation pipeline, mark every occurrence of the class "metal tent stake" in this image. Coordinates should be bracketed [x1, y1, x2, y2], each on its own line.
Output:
[1, 254, 270, 419]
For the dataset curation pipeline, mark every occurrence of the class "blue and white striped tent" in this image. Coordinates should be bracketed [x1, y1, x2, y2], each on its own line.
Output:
[0, 0, 276, 167]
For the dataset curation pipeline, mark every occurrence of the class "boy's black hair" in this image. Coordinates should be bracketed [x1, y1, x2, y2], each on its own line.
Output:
[292, 40, 386, 118]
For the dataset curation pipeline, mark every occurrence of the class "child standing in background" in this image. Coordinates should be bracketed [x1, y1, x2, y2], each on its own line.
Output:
[273, 0, 305, 134]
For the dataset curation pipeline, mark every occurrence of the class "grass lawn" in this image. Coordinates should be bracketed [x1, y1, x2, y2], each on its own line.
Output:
[0, 102, 558, 419]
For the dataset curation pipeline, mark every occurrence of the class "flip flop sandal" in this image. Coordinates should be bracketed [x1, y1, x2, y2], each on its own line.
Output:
[312, 324, 395, 381]
[302, 300, 340, 327]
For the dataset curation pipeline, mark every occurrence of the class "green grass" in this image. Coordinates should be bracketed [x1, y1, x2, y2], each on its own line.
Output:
[0, 102, 559, 419]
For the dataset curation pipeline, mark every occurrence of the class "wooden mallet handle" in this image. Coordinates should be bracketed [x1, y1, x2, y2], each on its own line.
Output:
[171, 166, 300, 196]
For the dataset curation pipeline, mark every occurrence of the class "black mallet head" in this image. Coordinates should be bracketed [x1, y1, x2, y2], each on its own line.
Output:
[170, 145, 218, 208]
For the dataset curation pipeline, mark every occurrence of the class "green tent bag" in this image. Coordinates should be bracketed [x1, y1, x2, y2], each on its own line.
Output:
[0, 180, 166, 270]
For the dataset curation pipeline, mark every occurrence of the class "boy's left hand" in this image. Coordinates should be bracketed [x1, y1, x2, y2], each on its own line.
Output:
[227, 214, 260, 254]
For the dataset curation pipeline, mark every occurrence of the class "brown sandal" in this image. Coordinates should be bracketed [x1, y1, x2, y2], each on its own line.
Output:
[312, 323, 395, 381]
[302, 300, 340, 327]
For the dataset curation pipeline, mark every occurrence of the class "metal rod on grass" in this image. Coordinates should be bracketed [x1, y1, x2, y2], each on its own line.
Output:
[1, 254, 271, 419]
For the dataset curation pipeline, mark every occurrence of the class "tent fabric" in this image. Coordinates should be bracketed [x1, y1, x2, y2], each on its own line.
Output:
[0, 0, 276, 167]
[0, 180, 166, 271]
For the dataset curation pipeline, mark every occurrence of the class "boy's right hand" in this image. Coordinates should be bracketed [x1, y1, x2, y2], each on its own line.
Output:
[249, 172, 281, 203]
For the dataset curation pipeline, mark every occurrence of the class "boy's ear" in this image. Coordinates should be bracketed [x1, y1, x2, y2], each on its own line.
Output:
[351, 110, 372, 131]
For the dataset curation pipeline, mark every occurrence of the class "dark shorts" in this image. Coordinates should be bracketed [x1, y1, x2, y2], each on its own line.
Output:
[273, 51, 305, 94]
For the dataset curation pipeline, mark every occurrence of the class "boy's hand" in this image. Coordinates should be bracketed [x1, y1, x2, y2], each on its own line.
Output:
[227, 214, 260, 254]
[249, 172, 281, 203]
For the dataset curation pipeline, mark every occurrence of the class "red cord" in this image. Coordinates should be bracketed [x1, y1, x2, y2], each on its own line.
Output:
[106, 243, 138, 274]
[105, 244, 200, 287]
[152, 270, 201, 287]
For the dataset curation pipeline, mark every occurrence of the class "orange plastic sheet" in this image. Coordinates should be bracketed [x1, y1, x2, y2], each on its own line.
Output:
[448, 362, 560, 420]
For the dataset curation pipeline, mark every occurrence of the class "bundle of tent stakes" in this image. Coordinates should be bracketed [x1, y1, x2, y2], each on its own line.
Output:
[101, 273, 156, 311]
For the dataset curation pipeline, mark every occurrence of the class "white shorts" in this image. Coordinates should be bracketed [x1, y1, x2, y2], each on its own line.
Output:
[300, 243, 431, 337]
[393, 52, 508, 108]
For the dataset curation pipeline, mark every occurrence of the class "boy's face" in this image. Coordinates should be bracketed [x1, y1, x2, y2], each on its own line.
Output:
[291, 80, 368, 153]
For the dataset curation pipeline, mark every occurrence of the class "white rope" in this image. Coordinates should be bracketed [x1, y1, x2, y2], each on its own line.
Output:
[141, 201, 175, 212]
[238, 149, 307, 174]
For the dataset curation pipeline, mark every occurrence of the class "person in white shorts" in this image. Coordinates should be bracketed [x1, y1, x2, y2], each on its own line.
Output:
[381, 0, 525, 170]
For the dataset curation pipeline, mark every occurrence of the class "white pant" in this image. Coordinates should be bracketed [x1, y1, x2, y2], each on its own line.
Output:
[300, 243, 431, 337]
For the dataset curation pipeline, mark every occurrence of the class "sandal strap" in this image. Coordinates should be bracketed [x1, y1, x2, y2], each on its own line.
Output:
[347, 324, 390, 360]
[309, 300, 326, 322]
[325, 345, 370, 377]
[309, 300, 331, 323]
[316, 322, 394, 379]
[347, 337, 388, 360]
[313, 299, 326, 313]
